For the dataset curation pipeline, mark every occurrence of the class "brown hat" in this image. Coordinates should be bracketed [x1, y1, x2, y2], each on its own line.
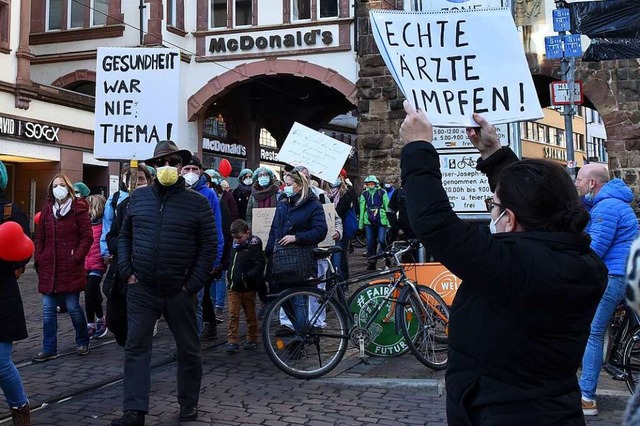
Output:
[145, 140, 192, 165]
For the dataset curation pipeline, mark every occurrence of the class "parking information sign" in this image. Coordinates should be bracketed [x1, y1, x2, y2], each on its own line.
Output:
[552, 9, 571, 32]
[545, 36, 564, 59]
[564, 34, 583, 58]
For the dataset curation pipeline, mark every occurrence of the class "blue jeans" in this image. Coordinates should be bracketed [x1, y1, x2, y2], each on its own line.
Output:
[364, 225, 387, 263]
[579, 275, 626, 400]
[42, 293, 90, 354]
[0, 342, 27, 408]
[213, 273, 227, 308]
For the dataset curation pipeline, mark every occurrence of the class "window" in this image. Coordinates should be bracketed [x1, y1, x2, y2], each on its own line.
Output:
[537, 124, 546, 143]
[210, 0, 227, 28]
[555, 129, 565, 147]
[92, 0, 108, 25]
[46, 0, 110, 31]
[235, 0, 251, 26]
[0, 0, 9, 52]
[292, 0, 337, 20]
[574, 133, 585, 151]
[167, 0, 176, 27]
[260, 128, 277, 148]
[292, 0, 311, 20]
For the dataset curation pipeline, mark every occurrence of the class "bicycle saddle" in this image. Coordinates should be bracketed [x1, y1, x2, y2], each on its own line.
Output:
[312, 246, 342, 259]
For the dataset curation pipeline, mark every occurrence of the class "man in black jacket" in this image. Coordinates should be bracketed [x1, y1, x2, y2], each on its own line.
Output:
[113, 141, 216, 426]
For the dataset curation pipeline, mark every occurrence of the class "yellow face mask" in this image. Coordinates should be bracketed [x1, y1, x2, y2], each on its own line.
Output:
[156, 166, 179, 186]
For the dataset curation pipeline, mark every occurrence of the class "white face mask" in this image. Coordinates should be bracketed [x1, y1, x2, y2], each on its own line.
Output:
[489, 210, 507, 234]
[243, 178, 253, 186]
[53, 186, 69, 201]
[184, 172, 199, 186]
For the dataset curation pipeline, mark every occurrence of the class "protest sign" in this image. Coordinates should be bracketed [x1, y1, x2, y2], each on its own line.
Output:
[251, 204, 336, 248]
[278, 122, 353, 183]
[369, 8, 542, 127]
[416, 0, 510, 12]
[94, 47, 181, 160]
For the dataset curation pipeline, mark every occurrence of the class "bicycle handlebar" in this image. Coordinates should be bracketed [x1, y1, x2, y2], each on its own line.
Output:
[366, 239, 422, 264]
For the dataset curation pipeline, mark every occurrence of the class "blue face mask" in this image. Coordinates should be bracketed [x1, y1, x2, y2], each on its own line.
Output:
[283, 186, 295, 197]
[258, 176, 270, 187]
[331, 179, 342, 188]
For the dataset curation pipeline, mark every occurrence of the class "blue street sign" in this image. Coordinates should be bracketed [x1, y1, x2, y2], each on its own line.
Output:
[545, 36, 564, 60]
[552, 9, 571, 32]
[564, 34, 583, 58]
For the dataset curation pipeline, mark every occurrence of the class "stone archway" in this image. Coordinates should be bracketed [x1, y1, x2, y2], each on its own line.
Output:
[187, 59, 358, 121]
[51, 69, 96, 87]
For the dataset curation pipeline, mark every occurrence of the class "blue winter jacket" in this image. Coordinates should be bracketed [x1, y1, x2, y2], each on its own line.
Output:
[265, 191, 328, 256]
[194, 175, 225, 268]
[586, 178, 638, 276]
[100, 190, 129, 257]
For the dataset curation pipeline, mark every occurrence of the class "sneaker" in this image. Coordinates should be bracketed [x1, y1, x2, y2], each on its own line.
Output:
[32, 352, 58, 363]
[225, 343, 239, 353]
[76, 345, 90, 356]
[95, 319, 109, 339]
[215, 306, 224, 323]
[243, 341, 257, 350]
[581, 398, 598, 416]
[275, 325, 295, 337]
[87, 324, 97, 340]
[111, 410, 145, 426]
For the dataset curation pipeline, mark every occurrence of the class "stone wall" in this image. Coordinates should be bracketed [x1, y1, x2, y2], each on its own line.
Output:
[356, 2, 640, 200]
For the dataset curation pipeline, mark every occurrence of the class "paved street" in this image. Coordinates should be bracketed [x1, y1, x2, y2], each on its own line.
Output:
[0, 254, 630, 425]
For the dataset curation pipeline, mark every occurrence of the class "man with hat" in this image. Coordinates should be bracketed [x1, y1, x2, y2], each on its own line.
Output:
[113, 141, 216, 426]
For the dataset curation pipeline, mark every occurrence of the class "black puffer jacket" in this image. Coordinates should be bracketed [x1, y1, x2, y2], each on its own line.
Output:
[227, 235, 265, 292]
[401, 142, 607, 425]
[118, 179, 216, 296]
[0, 194, 30, 342]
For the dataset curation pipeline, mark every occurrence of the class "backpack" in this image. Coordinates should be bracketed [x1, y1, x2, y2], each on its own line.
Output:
[343, 206, 358, 239]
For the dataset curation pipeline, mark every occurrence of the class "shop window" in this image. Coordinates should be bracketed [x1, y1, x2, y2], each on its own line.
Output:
[259, 128, 277, 148]
[204, 113, 229, 138]
[47, 0, 110, 31]
[0, 0, 9, 53]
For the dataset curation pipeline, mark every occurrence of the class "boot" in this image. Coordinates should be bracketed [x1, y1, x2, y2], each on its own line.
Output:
[11, 403, 30, 426]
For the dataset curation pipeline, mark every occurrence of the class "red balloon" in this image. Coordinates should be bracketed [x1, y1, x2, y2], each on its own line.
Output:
[219, 159, 232, 178]
[0, 221, 34, 262]
[34, 212, 41, 226]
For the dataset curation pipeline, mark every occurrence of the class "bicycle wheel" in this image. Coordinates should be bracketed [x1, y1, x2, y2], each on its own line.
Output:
[352, 232, 366, 248]
[398, 284, 449, 370]
[348, 282, 412, 357]
[622, 329, 640, 394]
[262, 287, 349, 379]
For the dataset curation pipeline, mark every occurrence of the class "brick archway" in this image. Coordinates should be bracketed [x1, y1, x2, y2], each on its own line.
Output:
[187, 59, 358, 121]
[51, 69, 96, 88]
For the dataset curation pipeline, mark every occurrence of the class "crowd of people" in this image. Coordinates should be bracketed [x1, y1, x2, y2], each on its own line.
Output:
[1, 106, 640, 425]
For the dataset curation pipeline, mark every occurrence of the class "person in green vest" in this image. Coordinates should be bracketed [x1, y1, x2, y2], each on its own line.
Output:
[358, 175, 390, 270]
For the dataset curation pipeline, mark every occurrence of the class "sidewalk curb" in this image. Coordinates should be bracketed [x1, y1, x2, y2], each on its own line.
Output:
[316, 378, 445, 396]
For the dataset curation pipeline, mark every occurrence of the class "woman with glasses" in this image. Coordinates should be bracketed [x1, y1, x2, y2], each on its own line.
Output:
[400, 102, 607, 425]
[245, 167, 280, 229]
[33, 174, 93, 362]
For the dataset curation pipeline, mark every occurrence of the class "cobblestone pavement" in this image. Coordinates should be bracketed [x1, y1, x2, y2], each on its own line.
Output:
[0, 254, 629, 425]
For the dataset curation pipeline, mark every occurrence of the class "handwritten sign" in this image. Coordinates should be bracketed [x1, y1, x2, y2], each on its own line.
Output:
[94, 47, 181, 160]
[251, 204, 337, 249]
[278, 122, 353, 183]
[369, 8, 542, 127]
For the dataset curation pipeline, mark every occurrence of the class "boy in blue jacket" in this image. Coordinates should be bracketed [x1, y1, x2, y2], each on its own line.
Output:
[225, 219, 265, 353]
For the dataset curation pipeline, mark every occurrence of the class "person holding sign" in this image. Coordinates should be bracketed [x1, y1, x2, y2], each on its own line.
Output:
[400, 102, 606, 425]
[245, 167, 280, 230]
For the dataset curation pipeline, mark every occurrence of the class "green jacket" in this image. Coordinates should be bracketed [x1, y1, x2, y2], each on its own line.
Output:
[359, 186, 390, 228]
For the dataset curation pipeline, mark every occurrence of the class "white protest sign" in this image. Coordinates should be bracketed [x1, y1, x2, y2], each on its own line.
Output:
[278, 122, 353, 183]
[370, 8, 543, 127]
[251, 204, 336, 248]
[94, 47, 181, 160]
[438, 152, 491, 213]
[415, 0, 509, 12]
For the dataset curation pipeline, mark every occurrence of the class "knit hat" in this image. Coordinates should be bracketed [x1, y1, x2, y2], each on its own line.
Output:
[238, 168, 253, 180]
[253, 167, 274, 184]
[364, 175, 379, 184]
[205, 169, 222, 184]
[73, 182, 91, 198]
[0, 161, 7, 190]
[146, 165, 156, 178]
[221, 180, 230, 190]
[340, 169, 347, 178]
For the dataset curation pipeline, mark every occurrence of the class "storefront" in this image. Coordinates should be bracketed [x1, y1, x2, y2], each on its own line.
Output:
[201, 110, 248, 187]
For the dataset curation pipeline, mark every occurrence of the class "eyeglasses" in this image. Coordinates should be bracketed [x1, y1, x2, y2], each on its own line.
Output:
[151, 156, 182, 167]
[484, 198, 503, 213]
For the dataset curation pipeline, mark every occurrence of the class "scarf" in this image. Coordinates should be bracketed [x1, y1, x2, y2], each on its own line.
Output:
[328, 186, 341, 208]
[235, 182, 252, 198]
[53, 198, 72, 219]
[252, 183, 279, 203]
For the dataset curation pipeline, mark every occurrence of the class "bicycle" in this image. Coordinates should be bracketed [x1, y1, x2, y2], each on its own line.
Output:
[602, 302, 640, 394]
[261, 240, 450, 379]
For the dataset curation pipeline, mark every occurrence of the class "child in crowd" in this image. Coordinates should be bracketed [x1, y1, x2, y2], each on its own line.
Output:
[85, 194, 108, 339]
[225, 219, 265, 353]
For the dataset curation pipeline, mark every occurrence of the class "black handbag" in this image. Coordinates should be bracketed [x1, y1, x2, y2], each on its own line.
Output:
[271, 244, 316, 284]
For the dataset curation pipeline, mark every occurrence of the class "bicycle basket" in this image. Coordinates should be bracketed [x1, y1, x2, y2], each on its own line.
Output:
[271, 244, 316, 284]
